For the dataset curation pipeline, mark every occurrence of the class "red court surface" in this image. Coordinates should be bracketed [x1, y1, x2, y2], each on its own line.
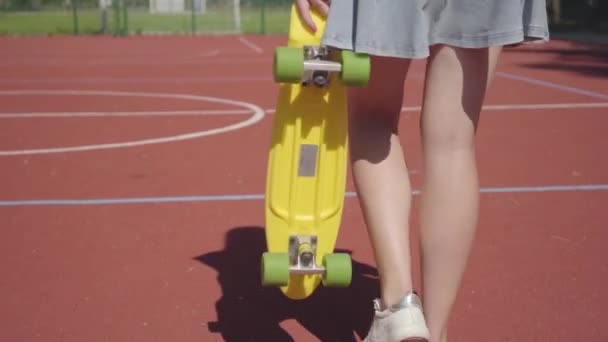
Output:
[0, 35, 607, 341]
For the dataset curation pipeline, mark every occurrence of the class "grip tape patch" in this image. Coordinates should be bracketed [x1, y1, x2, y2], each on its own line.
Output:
[298, 144, 318, 177]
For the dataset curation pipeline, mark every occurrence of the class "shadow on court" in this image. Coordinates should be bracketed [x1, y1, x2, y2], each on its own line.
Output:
[196, 226, 378, 341]
[505, 41, 608, 78]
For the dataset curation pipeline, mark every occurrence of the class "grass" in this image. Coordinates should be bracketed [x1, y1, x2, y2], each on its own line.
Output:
[0, 10, 101, 35]
[0, 6, 290, 36]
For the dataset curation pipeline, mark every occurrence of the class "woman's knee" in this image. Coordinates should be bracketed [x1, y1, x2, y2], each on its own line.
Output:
[420, 45, 502, 151]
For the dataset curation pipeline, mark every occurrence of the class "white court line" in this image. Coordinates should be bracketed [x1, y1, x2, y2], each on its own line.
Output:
[1, 49, 223, 66]
[497, 72, 608, 100]
[0, 109, 252, 119]
[475, 102, 608, 110]
[1, 102, 606, 119]
[0, 55, 272, 68]
[263, 102, 608, 114]
[0, 90, 265, 156]
[237, 36, 264, 54]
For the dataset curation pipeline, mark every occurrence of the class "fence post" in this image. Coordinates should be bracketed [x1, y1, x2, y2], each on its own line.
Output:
[121, 0, 128, 35]
[113, 0, 121, 35]
[191, 0, 196, 34]
[99, 0, 108, 34]
[260, 0, 266, 34]
[233, 0, 241, 32]
[72, 0, 79, 35]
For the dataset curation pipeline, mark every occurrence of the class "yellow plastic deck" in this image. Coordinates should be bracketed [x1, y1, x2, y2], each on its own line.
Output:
[264, 5, 348, 299]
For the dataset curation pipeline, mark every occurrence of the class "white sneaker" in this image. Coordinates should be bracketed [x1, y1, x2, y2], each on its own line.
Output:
[363, 291, 430, 342]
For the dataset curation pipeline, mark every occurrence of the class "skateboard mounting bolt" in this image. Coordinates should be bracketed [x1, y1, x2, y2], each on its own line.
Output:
[289, 235, 323, 274]
[300, 251, 314, 266]
[313, 72, 328, 87]
[301, 45, 335, 87]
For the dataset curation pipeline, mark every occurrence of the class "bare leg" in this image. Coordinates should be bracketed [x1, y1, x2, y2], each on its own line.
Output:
[418, 45, 502, 342]
[347, 55, 413, 310]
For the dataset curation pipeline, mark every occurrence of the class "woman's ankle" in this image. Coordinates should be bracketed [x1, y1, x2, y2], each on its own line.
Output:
[380, 287, 416, 310]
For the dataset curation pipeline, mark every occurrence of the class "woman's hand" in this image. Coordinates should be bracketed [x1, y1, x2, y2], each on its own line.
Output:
[295, 0, 331, 32]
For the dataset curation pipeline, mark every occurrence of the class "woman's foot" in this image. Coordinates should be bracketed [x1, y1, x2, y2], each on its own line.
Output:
[363, 291, 430, 342]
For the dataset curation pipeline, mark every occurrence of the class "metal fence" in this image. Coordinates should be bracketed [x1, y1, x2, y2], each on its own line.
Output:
[0, 0, 292, 35]
[0, 0, 606, 36]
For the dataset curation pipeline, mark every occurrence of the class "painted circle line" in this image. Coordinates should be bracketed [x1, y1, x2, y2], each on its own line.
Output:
[0, 90, 265, 156]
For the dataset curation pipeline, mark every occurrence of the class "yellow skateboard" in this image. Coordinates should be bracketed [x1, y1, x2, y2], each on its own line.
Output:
[261, 5, 370, 300]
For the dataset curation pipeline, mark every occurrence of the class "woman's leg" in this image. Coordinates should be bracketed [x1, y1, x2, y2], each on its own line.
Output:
[418, 45, 502, 342]
[347, 55, 413, 310]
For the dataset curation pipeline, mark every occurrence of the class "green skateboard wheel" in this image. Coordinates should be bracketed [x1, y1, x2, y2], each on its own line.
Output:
[322, 253, 352, 287]
[273, 47, 304, 83]
[340, 50, 370, 87]
[261, 252, 290, 286]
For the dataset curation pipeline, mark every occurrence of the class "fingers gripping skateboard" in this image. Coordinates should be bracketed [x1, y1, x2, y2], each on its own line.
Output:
[273, 46, 371, 87]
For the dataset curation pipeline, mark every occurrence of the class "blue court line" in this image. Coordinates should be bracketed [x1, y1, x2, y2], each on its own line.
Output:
[496, 72, 608, 100]
[1, 184, 607, 207]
